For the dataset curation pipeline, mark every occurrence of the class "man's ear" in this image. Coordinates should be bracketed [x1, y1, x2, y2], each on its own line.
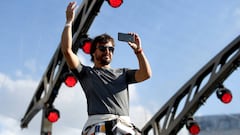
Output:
[92, 52, 96, 60]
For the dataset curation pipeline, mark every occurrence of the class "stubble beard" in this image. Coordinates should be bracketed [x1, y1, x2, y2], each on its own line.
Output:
[96, 54, 111, 66]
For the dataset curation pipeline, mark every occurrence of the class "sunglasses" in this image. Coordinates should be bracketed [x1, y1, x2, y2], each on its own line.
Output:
[97, 46, 114, 53]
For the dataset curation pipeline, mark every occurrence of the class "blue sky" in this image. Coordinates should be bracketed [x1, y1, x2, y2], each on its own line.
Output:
[1, 0, 240, 134]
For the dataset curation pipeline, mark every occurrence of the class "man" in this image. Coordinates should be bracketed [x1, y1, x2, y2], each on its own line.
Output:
[61, 2, 152, 135]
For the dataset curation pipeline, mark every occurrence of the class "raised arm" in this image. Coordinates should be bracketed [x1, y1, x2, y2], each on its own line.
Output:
[128, 33, 152, 82]
[61, 2, 79, 69]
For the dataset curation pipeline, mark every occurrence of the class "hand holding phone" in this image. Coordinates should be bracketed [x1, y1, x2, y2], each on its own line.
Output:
[118, 32, 135, 43]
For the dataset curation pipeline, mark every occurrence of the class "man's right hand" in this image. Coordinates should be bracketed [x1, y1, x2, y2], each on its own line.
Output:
[66, 2, 77, 24]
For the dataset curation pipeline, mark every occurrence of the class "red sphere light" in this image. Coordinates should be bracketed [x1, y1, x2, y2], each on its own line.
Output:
[46, 108, 60, 123]
[188, 123, 200, 135]
[47, 111, 59, 123]
[107, 0, 123, 8]
[82, 40, 91, 54]
[186, 117, 200, 135]
[221, 92, 232, 103]
[64, 73, 77, 87]
[216, 87, 232, 104]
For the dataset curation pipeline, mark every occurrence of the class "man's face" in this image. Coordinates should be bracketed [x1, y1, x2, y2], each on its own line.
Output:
[94, 41, 114, 66]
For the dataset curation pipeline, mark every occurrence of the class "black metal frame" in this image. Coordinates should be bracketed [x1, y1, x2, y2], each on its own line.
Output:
[141, 35, 240, 135]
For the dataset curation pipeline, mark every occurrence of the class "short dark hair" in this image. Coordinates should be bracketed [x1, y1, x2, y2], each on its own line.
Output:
[90, 33, 115, 62]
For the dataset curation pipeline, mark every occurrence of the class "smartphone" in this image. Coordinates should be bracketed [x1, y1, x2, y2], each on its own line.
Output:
[118, 32, 135, 43]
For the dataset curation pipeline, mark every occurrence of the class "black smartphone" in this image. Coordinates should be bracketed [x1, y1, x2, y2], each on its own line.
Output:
[118, 32, 135, 43]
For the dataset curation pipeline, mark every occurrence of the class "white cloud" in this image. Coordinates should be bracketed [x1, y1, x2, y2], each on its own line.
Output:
[77, 52, 93, 67]
[0, 72, 37, 93]
[53, 84, 88, 131]
[0, 114, 19, 135]
[129, 85, 154, 129]
[129, 84, 139, 102]
[130, 105, 153, 129]
[0, 114, 82, 135]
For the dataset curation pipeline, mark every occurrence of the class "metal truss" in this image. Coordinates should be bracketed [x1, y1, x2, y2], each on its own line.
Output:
[20, 0, 105, 134]
[141, 35, 240, 135]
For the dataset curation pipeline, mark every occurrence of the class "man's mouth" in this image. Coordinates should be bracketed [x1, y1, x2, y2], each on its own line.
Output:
[102, 54, 110, 59]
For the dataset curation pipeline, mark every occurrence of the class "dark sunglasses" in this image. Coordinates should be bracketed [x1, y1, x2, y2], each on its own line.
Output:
[97, 46, 114, 53]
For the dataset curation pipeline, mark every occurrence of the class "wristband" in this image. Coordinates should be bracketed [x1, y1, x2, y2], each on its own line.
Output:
[65, 23, 72, 27]
[135, 48, 143, 54]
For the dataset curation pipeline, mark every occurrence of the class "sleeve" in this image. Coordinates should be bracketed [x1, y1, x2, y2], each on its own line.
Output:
[126, 69, 138, 84]
[70, 63, 85, 79]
